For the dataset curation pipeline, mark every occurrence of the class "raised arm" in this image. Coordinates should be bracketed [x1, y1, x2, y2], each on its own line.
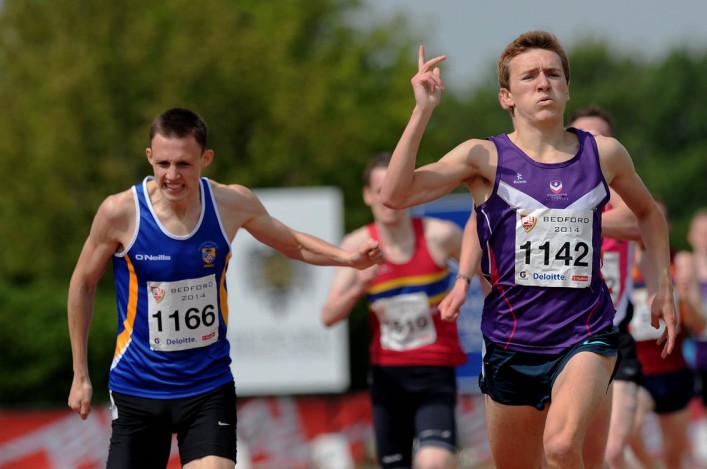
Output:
[381, 46, 481, 209]
[599, 137, 676, 356]
[68, 192, 133, 420]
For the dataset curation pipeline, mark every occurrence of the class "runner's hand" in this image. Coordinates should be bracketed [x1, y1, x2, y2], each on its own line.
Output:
[439, 277, 468, 321]
[411, 45, 446, 110]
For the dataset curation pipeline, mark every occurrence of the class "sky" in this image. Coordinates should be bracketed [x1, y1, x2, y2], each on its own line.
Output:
[361, 0, 707, 89]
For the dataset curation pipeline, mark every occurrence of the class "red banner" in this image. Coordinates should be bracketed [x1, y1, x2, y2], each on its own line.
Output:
[2, 393, 706, 468]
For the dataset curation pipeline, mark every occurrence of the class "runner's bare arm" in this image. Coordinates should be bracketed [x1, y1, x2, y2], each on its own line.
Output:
[599, 137, 676, 357]
[68, 191, 134, 419]
[228, 186, 384, 269]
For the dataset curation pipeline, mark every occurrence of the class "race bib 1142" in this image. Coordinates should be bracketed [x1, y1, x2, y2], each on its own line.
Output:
[515, 208, 593, 288]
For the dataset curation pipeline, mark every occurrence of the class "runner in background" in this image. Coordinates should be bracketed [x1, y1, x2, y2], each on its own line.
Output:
[674, 208, 707, 465]
[569, 105, 643, 469]
[320, 152, 482, 469]
[628, 200, 694, 469]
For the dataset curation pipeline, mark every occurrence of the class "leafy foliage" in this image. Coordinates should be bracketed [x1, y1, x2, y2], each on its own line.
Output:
[0, 0, 426, 406]
[566, 41, 707, 246]
[0, 2, 705, 405]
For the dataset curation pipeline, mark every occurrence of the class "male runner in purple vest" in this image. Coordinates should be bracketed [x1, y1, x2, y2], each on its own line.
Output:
[381, 31, 676, 469]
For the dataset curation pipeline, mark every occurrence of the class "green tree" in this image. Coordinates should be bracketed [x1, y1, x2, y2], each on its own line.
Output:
[0, 0, 427, 405]
[2, 0, 707, 406]
[566, 40, 707, 249]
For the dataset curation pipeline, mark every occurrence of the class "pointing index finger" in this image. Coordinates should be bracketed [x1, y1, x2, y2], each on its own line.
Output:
[418, 45, 447, 72]
[418, 44, 426, 70]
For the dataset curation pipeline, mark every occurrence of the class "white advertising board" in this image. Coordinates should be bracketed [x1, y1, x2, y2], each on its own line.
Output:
[226, 187, 349, 396]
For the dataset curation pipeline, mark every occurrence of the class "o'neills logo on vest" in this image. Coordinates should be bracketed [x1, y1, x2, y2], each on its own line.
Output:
[135, 253, 171, 261]
[521, 214, 537, 232]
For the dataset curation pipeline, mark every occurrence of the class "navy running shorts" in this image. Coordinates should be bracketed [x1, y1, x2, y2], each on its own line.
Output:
[479, 326, 620, 410]
[107, 381, 237, 468]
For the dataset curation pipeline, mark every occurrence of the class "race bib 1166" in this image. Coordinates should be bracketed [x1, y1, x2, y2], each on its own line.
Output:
[147, 274, 219, 352]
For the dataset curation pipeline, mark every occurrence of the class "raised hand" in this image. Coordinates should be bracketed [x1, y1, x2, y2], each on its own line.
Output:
[411, 45, 446, 110]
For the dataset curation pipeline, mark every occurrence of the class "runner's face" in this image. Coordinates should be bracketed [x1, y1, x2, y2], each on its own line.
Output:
[146, 134, 211, 203]
[501, 49, 569, 122]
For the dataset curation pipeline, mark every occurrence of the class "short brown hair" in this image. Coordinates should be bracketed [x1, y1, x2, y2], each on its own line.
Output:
[497, 31, 570, 90]
[149, 107, 209, 151]
[363, 152, 391, 186]
[569, 105, 615, 137]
